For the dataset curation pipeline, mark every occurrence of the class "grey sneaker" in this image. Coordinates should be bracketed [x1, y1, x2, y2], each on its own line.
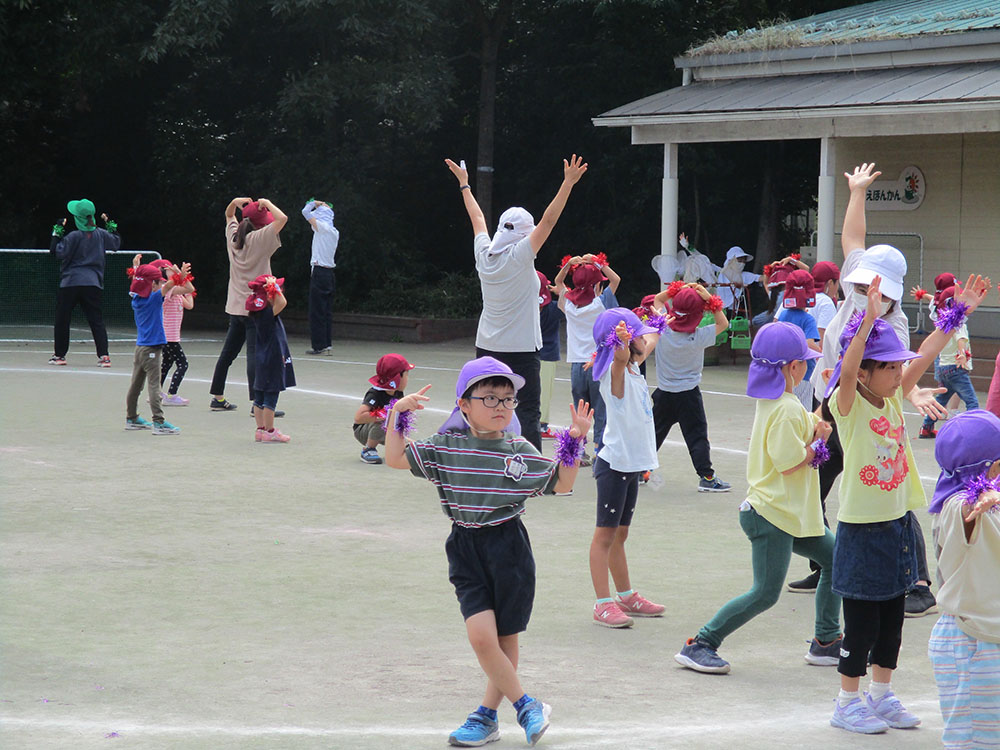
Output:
[448, 710, 500, 747]
[360, 447, 383, 465]
[674, 637, 731, 674]
[904, 584, 937, 618]
[125, 416, 152, 430]
[152, 420, 180, 435]
[804, 636, 842, 666]
[698, 475, 731, 492]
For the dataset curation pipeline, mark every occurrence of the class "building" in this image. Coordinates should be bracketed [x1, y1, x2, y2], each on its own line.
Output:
[594, 0, 1000, 335]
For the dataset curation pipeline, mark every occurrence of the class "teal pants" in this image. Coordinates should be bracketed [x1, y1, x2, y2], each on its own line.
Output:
[698, 507, 841, 649]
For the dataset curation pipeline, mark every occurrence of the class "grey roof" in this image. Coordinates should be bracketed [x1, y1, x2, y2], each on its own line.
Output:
[597, 61, 1000, 121]
[690, 0, 1000, 53]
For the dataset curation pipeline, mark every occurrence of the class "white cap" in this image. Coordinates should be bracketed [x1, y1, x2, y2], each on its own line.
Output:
[726, 246, 753, 263]
[843, 244, 907, 301]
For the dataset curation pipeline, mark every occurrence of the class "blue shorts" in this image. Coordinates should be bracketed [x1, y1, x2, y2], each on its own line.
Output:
[593, 457, 639, 528]
[446, 518, 535, 636]
[254, 390, 280, 411]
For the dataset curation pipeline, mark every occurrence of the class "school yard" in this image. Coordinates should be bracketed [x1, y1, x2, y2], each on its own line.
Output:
[1, 327, 959, 749]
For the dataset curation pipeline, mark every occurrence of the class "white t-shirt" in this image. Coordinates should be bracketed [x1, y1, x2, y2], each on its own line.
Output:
[473, 232, 541, 352]
[597, 364, 659, 473]
[564, 288, 617, 363]
[934, 496, 1000, 643]
[808, 293, 838, 332]
[939, 323, 972, 370]
[811, 247, 910, 394]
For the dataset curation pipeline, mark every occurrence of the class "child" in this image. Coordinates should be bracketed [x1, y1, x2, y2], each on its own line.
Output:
[775, 269, 821, 409]
[652, 282, 731, 492]
[823, 273, 989, 734]
[914, 280, 978, 438]
[675, 321, 841, 673]
[554, 253, 620, 459]
[384, 357, 593, 747]
[927, 410, 1000, 750]
[247, 275, 295, 443]
[148, 258, 195, 406]
[536, 272, 564, 439]
[353, 353, 415, 464]
[124, 260, 193, 434]
[809, 260, 841, 346]
[588, 307, 666, 628]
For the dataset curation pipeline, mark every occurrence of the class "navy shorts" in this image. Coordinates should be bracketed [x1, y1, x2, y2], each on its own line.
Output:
[593, 457, 639, 528]
[445, 518, 535, 636]
[254, 390, 280, 411]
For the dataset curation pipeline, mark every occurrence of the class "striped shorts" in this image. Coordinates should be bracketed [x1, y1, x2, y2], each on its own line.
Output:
[928, 614, 1000, 749]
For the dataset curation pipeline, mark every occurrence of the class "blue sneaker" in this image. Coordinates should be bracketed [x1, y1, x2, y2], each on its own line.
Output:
[448, 711, 499, 747]
[152, 420, 180, 435]
[516, 699, 550, 747]
[674, 637, 731, 674]
[698, 475, 732, 492]
[125, 416, 152, 430]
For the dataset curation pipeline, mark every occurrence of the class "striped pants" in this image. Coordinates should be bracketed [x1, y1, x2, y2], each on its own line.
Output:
[928, 614, 1000, 749]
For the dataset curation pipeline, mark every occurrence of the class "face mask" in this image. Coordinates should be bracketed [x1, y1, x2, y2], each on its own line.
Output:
[853, 291, 892, 316]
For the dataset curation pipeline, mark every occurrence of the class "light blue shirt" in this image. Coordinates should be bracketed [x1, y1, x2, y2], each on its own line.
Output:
[302, 200, 340, 268]
[597, 364, 658, 473]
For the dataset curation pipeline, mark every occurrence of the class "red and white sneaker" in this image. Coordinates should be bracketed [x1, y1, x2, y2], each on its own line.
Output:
[540, 427, 558, 439]
[593, 601, 634, 628]
[616, 591, 666, 617]
[48, 356, 67, 366]
[259, 429, 291, 443]
[98, 355, 111, 368]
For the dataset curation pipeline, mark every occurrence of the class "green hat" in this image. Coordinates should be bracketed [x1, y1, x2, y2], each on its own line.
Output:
[67, 199, 97, 232]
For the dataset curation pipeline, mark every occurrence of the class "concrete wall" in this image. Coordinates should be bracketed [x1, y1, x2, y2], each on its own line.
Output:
[835, 133, 1000, 337]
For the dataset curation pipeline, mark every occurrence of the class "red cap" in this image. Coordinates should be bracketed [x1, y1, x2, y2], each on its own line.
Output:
[537, 271, 552, 309]
[129, 264, 161, 298]
[245, 274, 285, 311]
[934, 272, 958, 292]
[811, 261, 840, 291]
[369, 353, 415, 390]
[241, 200, 274, 229]
[783, 269, 817, 309]
[667, 287, 705, 333]
[564, 264, 604, 307]
[766, 264, 793, 288]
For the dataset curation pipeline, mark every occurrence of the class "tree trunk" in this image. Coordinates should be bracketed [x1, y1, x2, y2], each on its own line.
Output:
[755, 142, 784, 272]
[471, 0, 514, 230]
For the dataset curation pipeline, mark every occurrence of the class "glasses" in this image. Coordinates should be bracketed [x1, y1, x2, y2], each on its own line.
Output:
[469, 395, 519, 410]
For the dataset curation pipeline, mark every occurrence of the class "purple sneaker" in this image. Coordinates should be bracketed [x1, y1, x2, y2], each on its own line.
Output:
[866, 691, 921, 728]
[162, 393, 190, 406]
[830, 697, 889, 734]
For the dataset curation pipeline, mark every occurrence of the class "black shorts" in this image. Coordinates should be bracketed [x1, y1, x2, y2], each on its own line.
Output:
[593, 457, 639, 528]
[446, 518, 535, 637]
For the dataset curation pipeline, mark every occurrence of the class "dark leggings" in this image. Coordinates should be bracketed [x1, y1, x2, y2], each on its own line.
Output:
[53, 285, 108, 358]
[160, 342, 189, 394]
[839, 595, 905, 677]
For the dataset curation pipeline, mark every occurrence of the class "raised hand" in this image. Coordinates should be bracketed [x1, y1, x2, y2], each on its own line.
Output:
[865, 275, 883, 320]
[965, 488, 1000, 523]
[568, 399, 593, 440]
[955, 274, 992, 313]
[563, 154, 588, 185]
[132, 253, 142, 267]
[845, 162, 882, 192]
[393, 384, 432, 413]
[910, 386, 949, 419]
[444, 158, 469, 185]
[615, 320, 632, 345]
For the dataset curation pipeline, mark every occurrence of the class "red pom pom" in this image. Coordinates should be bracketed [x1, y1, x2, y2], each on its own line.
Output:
[170, 272, 184, 286]
[666, 280, 685, 298]
[706, 295, 724, 313]
[126, 267, 135, 278]
[914, 288, 928, 301]
[790, 253, 801, 260]
[560, 255, 573, 269]
[593, 252, 608, 268]
[190, 290, 198, 299]
[763, 264, 773, 277]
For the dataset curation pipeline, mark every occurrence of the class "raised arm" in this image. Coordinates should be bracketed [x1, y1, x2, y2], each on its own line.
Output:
[689, 282, 728, 335]
[528, 155, 588, 255]
[554, 256, 580, 311]
[583, 254, 621, 294]
[256, 198, 287, 233]
[841, 163, 880, 259]
[226, 196, 252, 221]
[445, 159, 488, 237]
[301, 199, 319, 231]
[385, 385, 433, 470]
[837, 277, 882, 417]
[551, 400, 594, 495]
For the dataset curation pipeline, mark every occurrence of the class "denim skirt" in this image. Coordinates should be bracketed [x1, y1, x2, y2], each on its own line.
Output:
[832, 514, 918, 601]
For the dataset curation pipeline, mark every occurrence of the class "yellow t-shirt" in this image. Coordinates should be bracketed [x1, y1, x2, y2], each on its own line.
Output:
[831, 386, 926, 523]
[746, 393, 824, 537]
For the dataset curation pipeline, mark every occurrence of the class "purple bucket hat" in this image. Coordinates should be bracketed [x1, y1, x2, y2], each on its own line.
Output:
[590, 307, 659, 382]
[746, 321, 821, 400]
[438, 356, 524, 435]
[823, 314, 920, 399]
[929, 410, 1000, 514]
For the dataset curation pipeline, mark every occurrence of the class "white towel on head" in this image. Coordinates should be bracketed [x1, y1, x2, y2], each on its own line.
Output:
[488, 207, 535, 255]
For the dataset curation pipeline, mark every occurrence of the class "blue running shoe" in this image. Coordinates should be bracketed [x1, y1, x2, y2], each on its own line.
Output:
[516, 699, 550, 747]
[674, 637, 731, 674]
[125, 416, 152, 430]
[152, 420, 181, 435]
[448, 711, 499, 747]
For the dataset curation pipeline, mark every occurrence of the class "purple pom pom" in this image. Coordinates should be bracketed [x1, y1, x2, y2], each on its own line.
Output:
[646, 314, 668, 333]
[935, 300, 970, 334]
[602, 324, 637, 351]
[809, 438, 830, 469]
[962, 473, 1000, 509]
[383, 398, 415, 436]
[841, 311, 865, 344]
[554, 429, 586, 467]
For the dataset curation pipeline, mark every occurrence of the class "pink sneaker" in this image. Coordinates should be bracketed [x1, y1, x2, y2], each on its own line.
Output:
[98, 355, 111, 368]
[593, 601, 634, 628]
[616, 591, 665, 617]
[259, 429, 291, 443]
[255, 428, 263, 442]
[162, 393, 190, 406]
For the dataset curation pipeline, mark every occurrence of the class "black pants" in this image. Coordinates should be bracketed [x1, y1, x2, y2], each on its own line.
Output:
[160, 342, 189, 394]
[475, 347, 541, 451]
[839, 595, 905, 677]
[651, 386, 713, 479]
[308, 265, 335, 351]
[813, 422, 930, 583]
[53, 285, 108, 358]
[209, 315, 257, 400]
